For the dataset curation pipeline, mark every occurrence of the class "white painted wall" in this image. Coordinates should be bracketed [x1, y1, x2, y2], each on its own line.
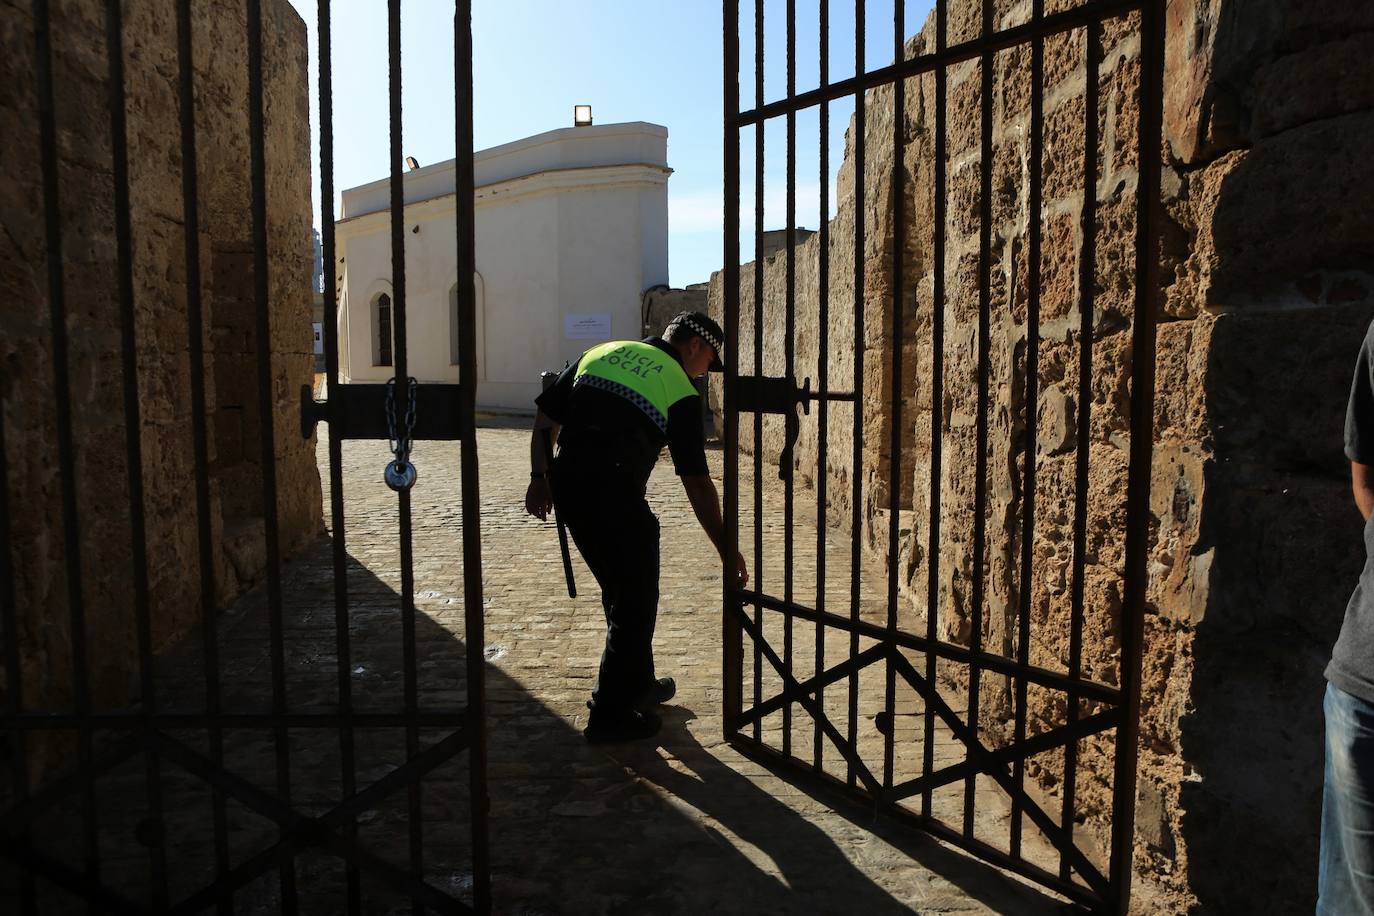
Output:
[335, 121, 670, 412]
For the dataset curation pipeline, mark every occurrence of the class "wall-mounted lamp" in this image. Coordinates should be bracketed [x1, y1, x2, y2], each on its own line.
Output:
[573, 104, 592, 127]
[405, 156, 420, 170]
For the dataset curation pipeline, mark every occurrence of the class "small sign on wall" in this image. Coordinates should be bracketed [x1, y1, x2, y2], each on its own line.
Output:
[312, 322, 324, 354]
[564, 313, 612, 340]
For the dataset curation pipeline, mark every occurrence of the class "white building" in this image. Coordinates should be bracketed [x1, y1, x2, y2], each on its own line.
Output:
[335, 121, 671, 411]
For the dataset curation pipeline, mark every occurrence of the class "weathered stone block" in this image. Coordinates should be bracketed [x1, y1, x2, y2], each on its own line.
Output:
[946, 64, 986, 158]
[1011, 210, 1079, 325]
[1099, 40, 1142, 181]
[1100, 9, 1143, 76]
[1037, 387, 1076, 458]
[991, 134, 1024, 232]
[1042, 92, 1088, 205]
[1089, 190, 1139, 337]
[1250, 36, 1374, 141]
[1044, 25, 1087, 94]
[1203, 111, 1374, 308]
[994, 43, 1032, 126]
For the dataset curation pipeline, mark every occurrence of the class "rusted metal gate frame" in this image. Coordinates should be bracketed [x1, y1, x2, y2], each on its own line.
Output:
[720, 0, 1165, 911]
[0, 1, 489, 912]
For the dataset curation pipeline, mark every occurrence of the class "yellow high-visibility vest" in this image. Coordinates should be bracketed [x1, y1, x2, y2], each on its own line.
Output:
[573, 340, 697, 433]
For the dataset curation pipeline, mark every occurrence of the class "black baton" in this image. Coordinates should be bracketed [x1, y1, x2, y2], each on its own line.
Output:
[539, 371, 576, 598]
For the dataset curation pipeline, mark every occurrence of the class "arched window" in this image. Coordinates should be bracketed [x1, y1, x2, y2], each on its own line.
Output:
[372, 292, 393, 367]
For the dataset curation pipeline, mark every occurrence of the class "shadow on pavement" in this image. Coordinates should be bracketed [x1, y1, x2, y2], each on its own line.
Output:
[601, 707, 1067, 915]
[5, 518, 1069, 915]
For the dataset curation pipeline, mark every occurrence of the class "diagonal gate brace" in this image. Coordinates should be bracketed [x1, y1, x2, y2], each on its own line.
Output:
[152, 727, 474, 915]
[888, 652, 1112, 899]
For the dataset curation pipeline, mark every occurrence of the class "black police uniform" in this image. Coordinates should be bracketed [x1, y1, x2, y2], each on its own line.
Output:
[535, 337, 709, 716]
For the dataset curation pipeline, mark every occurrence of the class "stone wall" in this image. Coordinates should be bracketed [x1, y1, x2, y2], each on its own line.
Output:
[708, 99, 907, 551]
[0, 0, 320, 784]
[642, 282, 710, 336]
[645, 283, 721, 437]
[1148, 1, 1374, 910]
[710, 0, 1374, 911]
[759, 227, 816, 260]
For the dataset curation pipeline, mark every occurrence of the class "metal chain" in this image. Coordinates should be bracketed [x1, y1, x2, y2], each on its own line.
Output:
[402, 376, 418, 453]
[385, 377, 399, 454]
[383, 377, 420, 492]
[385, 376, 418, 461]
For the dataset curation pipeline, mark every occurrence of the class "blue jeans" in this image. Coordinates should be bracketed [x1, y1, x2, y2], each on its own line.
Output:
[1320, 682, 1374, 915]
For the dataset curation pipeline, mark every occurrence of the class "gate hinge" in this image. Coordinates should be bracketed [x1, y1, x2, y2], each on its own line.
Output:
[733, 375, 812, 482]
[734, 374, 812, 417]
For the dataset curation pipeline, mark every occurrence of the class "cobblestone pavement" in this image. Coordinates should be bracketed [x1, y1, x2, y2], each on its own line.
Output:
[332, 423, 1067, 914]
[5, 422, 1070, 915]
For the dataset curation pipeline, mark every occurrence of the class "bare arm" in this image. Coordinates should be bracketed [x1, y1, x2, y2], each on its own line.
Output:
[681, 473, 748, 587]
[529, 409, 560, 475]
[1354, 462, 1374, 522]
[524, 411, 560, 520]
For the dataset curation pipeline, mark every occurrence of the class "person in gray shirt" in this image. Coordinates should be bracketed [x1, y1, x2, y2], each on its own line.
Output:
[1319, 320, 1374, 915]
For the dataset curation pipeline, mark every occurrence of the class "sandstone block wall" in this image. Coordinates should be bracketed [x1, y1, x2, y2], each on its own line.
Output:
[1146, 2, 1374, 910]
[708, 93, 907, 553]
[711, 1, 1374, 910]
[0, 0, 321, 784]
[645, 283, 722, 437]
[642, 283, 710, 336]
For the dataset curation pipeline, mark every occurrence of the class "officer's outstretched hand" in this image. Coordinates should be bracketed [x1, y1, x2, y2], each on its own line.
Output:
[732, 550, 749, 589]
[525, 478, 553, 521]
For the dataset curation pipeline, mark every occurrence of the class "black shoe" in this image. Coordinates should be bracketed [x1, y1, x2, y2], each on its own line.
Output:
[629, 676, 676, 711]
[584, 708, 662, 744]
[650, 676, 676, 705]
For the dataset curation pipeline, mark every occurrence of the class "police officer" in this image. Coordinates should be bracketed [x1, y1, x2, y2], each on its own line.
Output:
[525, 311, 748, 743]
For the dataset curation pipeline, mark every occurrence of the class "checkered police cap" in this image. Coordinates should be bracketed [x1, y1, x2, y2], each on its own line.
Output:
[666, 310, 726, 371]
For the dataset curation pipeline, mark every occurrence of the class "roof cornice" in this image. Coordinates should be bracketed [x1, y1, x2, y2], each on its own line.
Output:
[335, 162, 671, 236]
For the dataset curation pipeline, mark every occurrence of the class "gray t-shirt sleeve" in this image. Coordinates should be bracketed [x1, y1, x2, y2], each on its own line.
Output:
[1346, 321, 1374, 464]
[1328, 320, 1374, 700]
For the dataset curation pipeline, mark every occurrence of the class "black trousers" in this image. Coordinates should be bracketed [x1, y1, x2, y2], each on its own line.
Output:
[552, 453, 660, 714]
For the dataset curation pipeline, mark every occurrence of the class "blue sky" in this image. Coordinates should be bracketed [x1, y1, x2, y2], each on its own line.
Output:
[287, 0, 933, 286]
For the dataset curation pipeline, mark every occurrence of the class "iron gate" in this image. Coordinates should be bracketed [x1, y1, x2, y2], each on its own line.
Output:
[721, 0, 1164, 911]
[0, 1, 488, 912]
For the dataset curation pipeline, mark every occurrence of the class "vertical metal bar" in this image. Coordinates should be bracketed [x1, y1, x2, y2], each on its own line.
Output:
[386, 2, 425, 908]
[812, 0, 830, 774]
[883, 0, 906, 795]
[846, 0, 865, 790]
[752, 0, 765, 746]
[246, 0, 297, 908]
[964, 0, 994, 838]
[1111, 1, 1164, 909]
[921, 0, 947, 823]
[453, 4, 490, 910]
[1061, 15, 1101, 885]
[316, 1, 361, 910]
[0, 362, 35, 916]
[782, 0, 796, 760]
[723, 0, 745, 737]
[104, 0, 168, 903]
[1010, 0, 1045, 861]
[175, 2, 231, 908]
[387, 0, 408, 460]
[32, 0, 100, 904]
